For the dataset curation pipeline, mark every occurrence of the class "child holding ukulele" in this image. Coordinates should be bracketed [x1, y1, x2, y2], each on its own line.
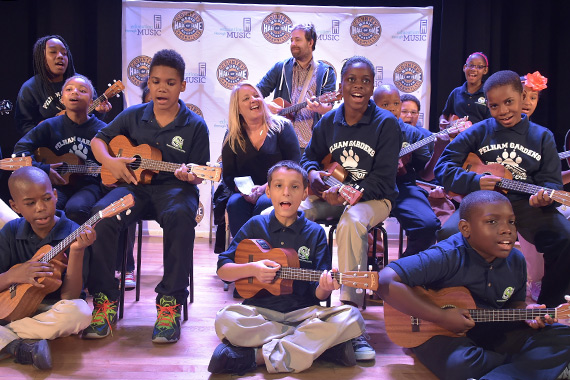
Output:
[209, 161, 371, 375]
[0, 167, 94, 370]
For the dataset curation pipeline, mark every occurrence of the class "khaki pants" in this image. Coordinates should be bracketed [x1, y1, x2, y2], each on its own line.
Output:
[300, 196, 391, 306]
[215, 304, 365, 373]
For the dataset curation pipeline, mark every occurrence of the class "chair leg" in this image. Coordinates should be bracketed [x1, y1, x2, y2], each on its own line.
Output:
[135, 220, 143, 302]
[119, 230, 128, 320]
[398, 224, 404, 259]
[325, 224, 337, 308]
[381, 226, 389, 268]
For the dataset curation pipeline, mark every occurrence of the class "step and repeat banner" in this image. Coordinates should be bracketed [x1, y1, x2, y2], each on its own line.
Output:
[122, 0, 433, 236]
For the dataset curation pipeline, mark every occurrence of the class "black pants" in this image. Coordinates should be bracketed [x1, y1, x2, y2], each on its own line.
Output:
[87, 183, 198, 304]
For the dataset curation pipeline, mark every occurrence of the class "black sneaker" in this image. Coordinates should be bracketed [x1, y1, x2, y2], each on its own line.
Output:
[11, 339, 52, 370]
[81, 292, 118, 339]
[152, 295, 181, 343]
[320, 340, 356, 367]
[208, 341, 257, 375]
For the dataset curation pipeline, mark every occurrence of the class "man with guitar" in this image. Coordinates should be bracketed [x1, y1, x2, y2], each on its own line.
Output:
[256, 23, 336, 151]
[0, 167, 95, 370]
[209, 161, 372, 375]
[378, 190, 570, 380]
[435, 70, 570, 309]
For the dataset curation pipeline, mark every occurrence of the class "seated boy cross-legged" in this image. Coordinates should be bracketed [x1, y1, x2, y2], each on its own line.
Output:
[378, 190, 570, 380]
[0, 167, 95, 370]
[208, 161, 374, 375]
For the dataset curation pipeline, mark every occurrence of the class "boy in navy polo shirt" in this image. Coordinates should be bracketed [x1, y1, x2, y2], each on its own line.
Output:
[208, 161, 373, 375]
[434, 70, 570, 308]
[378, 190, 570, 380]
[81, 49, 209, 343]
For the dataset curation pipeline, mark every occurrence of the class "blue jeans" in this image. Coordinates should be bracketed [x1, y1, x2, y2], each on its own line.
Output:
[226, 192, 272, 237]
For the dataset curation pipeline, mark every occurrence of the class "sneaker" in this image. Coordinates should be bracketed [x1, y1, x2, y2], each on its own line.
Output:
[10, 339, 52, 370]
[558, 363, 570, 379]
[351, 335, 375, 361]
[207, 341, 257, 375]
[320, 340, 356, 367]
[123, 271, 136, 290]
[152, 295, 181, 343]
[81, 293, 118, 339]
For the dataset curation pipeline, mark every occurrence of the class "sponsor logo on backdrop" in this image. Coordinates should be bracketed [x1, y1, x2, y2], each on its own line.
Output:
[374, 66, 384, 87]
[317, 20, 340, 41]
[392, 19, 429, 42]
[350, 15, 381, 46]
[185, 62, 207, 84]
[418, 112, 425, 128]
[172, 10, 204, 42]
[214, 119, 228, 130]
[216, 18, 252, 39]
[195, 201, 204, 223]
[127, 55, 152, 86]
[125, 15, 162, 36]
[261, 12, 293, 44]
[217, 58, 248, 90]
[186, 103, 204, 118]
[393, 61, 423, 93]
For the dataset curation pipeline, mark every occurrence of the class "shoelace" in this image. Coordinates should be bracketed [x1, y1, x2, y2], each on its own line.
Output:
[155, 302, 180, 328]
[92, 298, 117, 336]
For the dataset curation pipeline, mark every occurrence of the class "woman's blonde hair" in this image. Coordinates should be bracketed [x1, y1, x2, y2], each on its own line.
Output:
[224, 81, 286, 153]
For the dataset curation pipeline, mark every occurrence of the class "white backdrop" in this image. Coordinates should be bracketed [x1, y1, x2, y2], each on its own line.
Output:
[122, 0, 433, 236]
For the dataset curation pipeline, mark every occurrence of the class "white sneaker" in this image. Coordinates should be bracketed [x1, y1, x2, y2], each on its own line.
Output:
[558, 363, 570, 379]
[123, 271, 136, 290]
[351, 335, 375, 361]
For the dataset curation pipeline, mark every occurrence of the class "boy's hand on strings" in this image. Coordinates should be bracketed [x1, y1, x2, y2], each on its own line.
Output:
[526, 303, 557, 329]
[439, 307, 475, 336]
[70, 225, 96, 251]
[252, 260, 280, 283]
[529, 189, 553, 207]
[95, 100, 112, 114]
[174, 164, 198, 183]
[7, 261, 54, 288]
[49, 163, 67, 186]
[479, 174, 502, 191]
[308, 170, 330, 196]
[318, 269, 340, 291]
[105, 157, 137, 185]
[322, 185, 344, 205]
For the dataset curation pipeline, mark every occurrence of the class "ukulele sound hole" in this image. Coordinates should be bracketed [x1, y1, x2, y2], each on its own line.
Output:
[129, 155, 142, 170]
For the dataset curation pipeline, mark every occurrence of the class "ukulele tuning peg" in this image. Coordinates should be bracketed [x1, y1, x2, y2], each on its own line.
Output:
[357, 264, 361, 271]
[11, 154, 15, 158]
[368, 265, 372, 271]
[565, 295, 570, 302]
[116, 214, 121, 221]
[22, 153, 25, 157]
[356, 288, 363, 294]
[113, 79, 117, 83]
[108, 83, 111, 87]
[126, 209, 131, 216]
[116, 94, 121, 98]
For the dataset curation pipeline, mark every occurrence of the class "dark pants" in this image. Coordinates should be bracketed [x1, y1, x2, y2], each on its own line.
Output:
[438, 199, 570, 307]
[226, 192, 272, 237]
[56, 182, 104, 224]
[413, 322, 570, 380]
[87, 183, 198, 304]
[391, 183, 441, 256]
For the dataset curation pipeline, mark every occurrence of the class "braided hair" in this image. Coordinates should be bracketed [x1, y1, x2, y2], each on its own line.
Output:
[32, 35, 76, 103]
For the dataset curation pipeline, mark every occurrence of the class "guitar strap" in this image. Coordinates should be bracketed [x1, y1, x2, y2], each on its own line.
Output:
[297, 62, 315, 105]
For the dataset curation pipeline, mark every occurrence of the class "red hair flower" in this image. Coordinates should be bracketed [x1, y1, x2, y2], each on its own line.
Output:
[524, 71, 548, 91]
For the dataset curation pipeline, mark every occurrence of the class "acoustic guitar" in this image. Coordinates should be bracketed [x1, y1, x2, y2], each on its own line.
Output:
[34, 147, 101, 184]
[462, 153, 570, 206]
[309, 154, 363, 206]
[274, 91, 342, 121]
[0, 194, 134, 322]
[234, 239, 378, 299]
[87, 80, 125, 114]
[100, 135, 222, 185]
[384, 286, 570, 348]
[0, 156, 32, 171]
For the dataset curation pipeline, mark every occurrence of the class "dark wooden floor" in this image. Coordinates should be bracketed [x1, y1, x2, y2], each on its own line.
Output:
[0, 234, 438, 380]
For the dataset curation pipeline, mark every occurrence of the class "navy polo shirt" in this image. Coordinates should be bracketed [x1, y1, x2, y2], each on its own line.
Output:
[0, 211, 78, 300]
[95, 99, 210, 186]
[398, 119, 431, 183]
[442, 82, 492, 125]
[217, 211, 330, 313]
[388, 233, 527, 309]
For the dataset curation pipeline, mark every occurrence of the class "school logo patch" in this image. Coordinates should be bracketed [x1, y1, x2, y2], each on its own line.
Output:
[167, 136, 185, 153]
[261, 12, 293, 44]
[502, 286, 514, 300]
[127, 55, 152, 86]
[393, 61, 423, 93]
[477, 96, 487, 106]
[195, 201, 204, 223]
[172, 10, 204, 42]
[186, 103, 204, 118]
[350, 15, 381, 46]
[298, 246, 311, 262]
[216, 58, 248, 90]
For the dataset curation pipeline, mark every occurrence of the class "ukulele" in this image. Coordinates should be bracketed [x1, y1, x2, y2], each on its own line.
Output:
[309, 154, 363, 206]
[87, 80, 125, 114]
[462, 153, 570, 207]
[0, 156, 32, 171]
[234, 239, 378, 298]
[0, 99, 13, 115]
[399, 116, 472, 158]
[383, 286, 570, 348]
[0, 194, 134, 322]
[34, 147, 101, 184]
[101, 135, 222, 185]
[274, 91, 342, 121]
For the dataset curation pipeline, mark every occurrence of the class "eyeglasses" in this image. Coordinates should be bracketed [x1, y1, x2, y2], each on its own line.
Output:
[401, 110, 418, 115]
[465, 64, 487, 70]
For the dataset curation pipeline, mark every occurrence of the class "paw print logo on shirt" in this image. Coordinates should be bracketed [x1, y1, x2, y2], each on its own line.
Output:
[340, 148, 359, 168]
[496, 149, 522, 167]
[70, 143, 88, 160]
